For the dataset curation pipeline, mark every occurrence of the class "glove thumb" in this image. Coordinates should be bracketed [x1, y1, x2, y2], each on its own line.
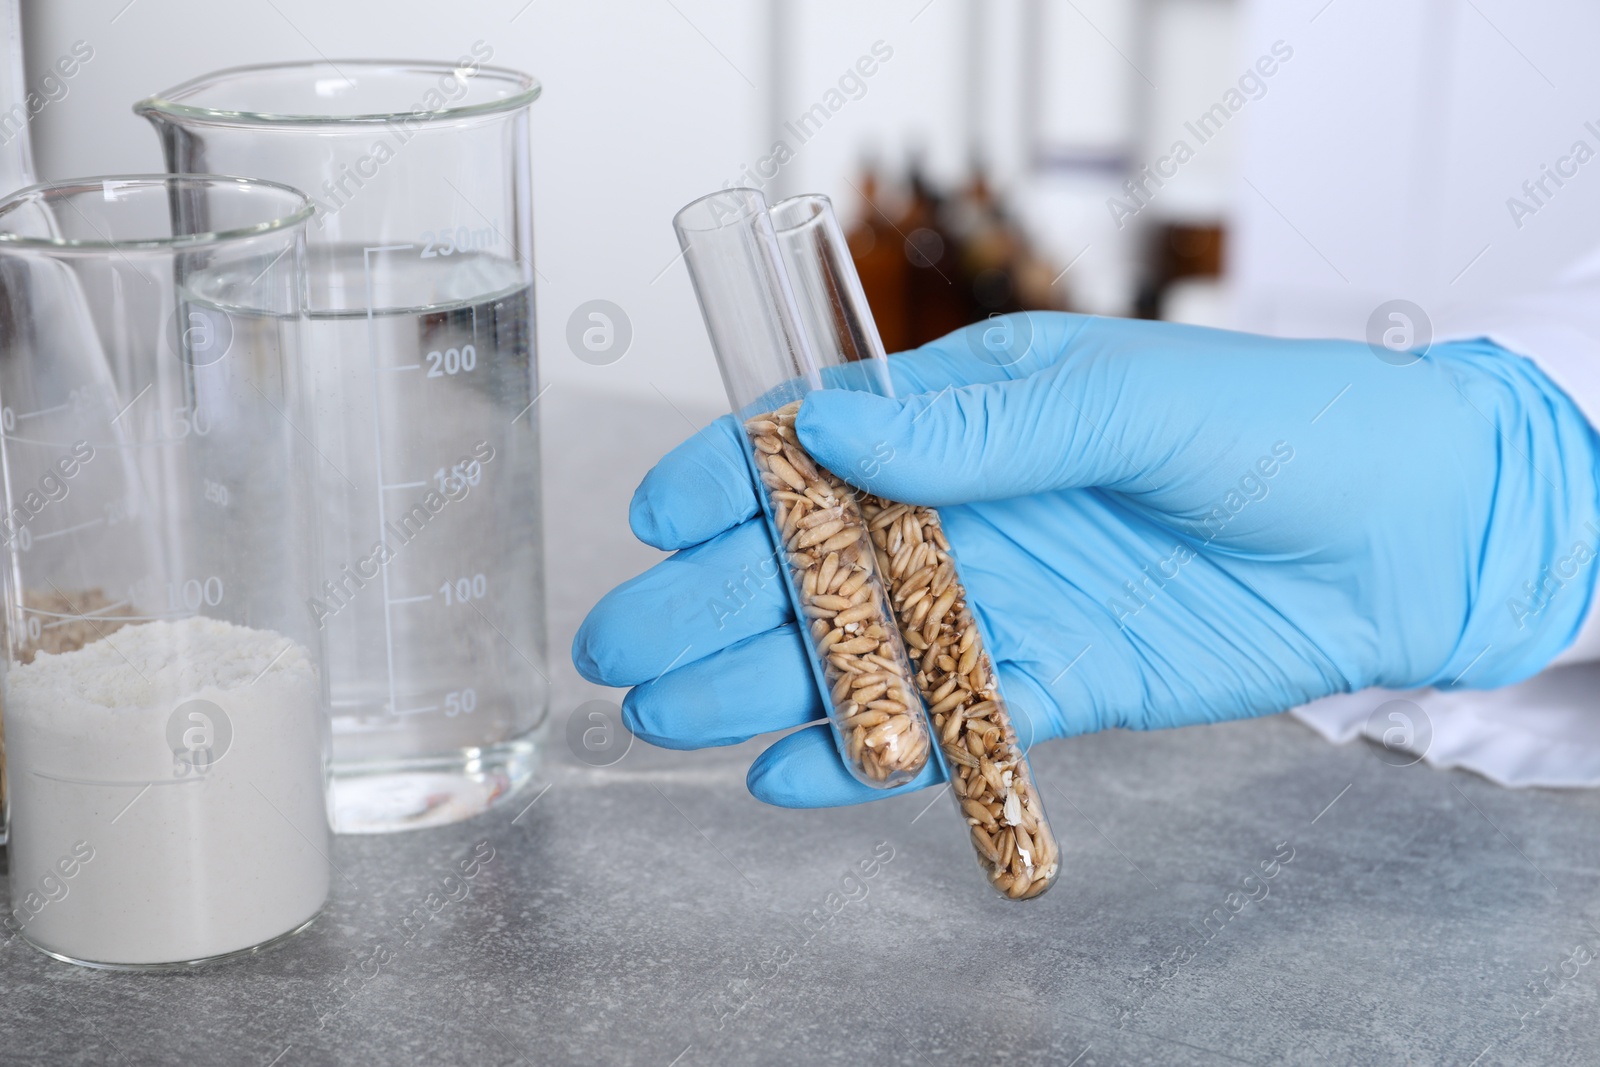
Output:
[795, 360, 1160, 505]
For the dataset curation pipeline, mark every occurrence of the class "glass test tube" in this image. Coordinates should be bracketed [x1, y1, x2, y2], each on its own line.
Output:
[770, 193, 1060, 900]
[673, 188, 930, 789]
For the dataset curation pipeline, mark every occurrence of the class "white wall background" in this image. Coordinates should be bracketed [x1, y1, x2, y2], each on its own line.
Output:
[22, 0, 774, 409]
[18, 0, 1596, 416]
[1233, 0, 1600, 340]
[16, 0, 1222, 414]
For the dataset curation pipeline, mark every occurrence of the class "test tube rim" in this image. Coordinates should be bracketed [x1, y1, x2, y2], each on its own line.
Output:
[672, 187, 771, 235]
[768, 191, 893, 384]
[768, 193, 830, 236]
[673, 186, 824, 409]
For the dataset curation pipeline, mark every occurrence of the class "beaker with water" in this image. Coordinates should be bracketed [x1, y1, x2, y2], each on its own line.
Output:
[136, 60, 549, 833]
[0, 175, 331, 966]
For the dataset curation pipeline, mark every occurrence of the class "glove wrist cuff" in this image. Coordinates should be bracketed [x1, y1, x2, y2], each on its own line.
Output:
[1431, 340, 1600, 687]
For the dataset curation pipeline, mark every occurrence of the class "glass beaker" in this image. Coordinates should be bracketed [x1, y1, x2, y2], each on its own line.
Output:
[0, 175, 331, 966]
[0, 0, 34, 201]
[136, 60, 549, 833]
[0, 0, 37, 845]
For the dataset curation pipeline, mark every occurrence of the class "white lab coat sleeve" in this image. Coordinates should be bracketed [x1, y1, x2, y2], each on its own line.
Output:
[1434, 257, 1600, 668]
[1292, 261, 1600, 787]
[1436, 251, 1600, 442]
[1286, 664, 1600, 788]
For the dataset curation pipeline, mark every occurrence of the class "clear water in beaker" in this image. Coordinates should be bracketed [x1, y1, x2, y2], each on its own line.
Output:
[184, 240, 545, 832]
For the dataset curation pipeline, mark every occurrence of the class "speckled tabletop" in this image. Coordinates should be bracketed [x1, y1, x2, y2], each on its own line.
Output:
[2, 389, 1598, 1067]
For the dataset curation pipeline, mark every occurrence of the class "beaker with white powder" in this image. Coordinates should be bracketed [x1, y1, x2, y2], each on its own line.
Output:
[0, 175, 331, 968]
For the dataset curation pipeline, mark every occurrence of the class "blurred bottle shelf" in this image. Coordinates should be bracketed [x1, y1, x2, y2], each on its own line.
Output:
[1135, 220, 1225, 321]
[846, 156, 1069, 353]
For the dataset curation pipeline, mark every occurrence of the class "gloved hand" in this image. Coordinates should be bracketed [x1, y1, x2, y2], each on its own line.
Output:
[574, 313, 1600, 808]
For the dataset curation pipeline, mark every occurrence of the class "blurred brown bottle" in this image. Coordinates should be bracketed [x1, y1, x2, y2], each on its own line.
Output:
[1135, 222, 1224, 320]
[899, 155, 970, 348]
[848, 158, 1071, 354]
[954, 163, 1070, 317]
[845, 165, 911, 353]
[947, 164, 1022, 320]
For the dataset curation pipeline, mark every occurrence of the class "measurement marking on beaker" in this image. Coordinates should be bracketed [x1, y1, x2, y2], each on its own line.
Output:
[381, 481, 428, 491]
[4, 434, 204, 450]
[364, 243, 416, 717]
[2, 433, 79, 447]
[388, 363, 421, 372]
[391, 705, 438, 717]
[15, 403, 69, 421]
[31, 517, 105, 542]
[37, 599, 130, 616]
[387, 593, 434, 605]
[27, 606, 182, 624]
[37, 599, 132, 628]
[30, 770, 198, 789]
[108, 383, 153, 425]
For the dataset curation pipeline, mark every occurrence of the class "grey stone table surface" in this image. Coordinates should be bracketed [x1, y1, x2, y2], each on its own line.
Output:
[3, 388, 1599, 1067]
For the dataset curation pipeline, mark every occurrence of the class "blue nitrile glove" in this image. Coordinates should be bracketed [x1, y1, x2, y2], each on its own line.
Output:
[574, 313, 1600, 808]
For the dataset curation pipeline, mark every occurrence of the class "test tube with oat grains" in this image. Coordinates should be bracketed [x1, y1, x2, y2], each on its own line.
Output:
[672, 188, 931, 789]
[769, 193, 1060, 901]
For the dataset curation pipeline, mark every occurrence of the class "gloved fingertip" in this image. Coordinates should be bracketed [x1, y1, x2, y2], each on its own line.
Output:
[746, 739, 812, 808]
[627, 417, 757, 550]
[795, 389, 919, 493]
[627, 479, 685, 550]
[747, 725, 946, 808]
[620, 687, 713, 751]
[570, 618, 609, 685]
[571, 590, 659, 687]
[797, 387, 901, 431]
[796, 388, 900, 452]
[619, 685, 661, 741]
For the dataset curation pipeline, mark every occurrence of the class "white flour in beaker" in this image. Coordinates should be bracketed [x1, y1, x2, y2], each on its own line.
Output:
[3, 616, 329, 966]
